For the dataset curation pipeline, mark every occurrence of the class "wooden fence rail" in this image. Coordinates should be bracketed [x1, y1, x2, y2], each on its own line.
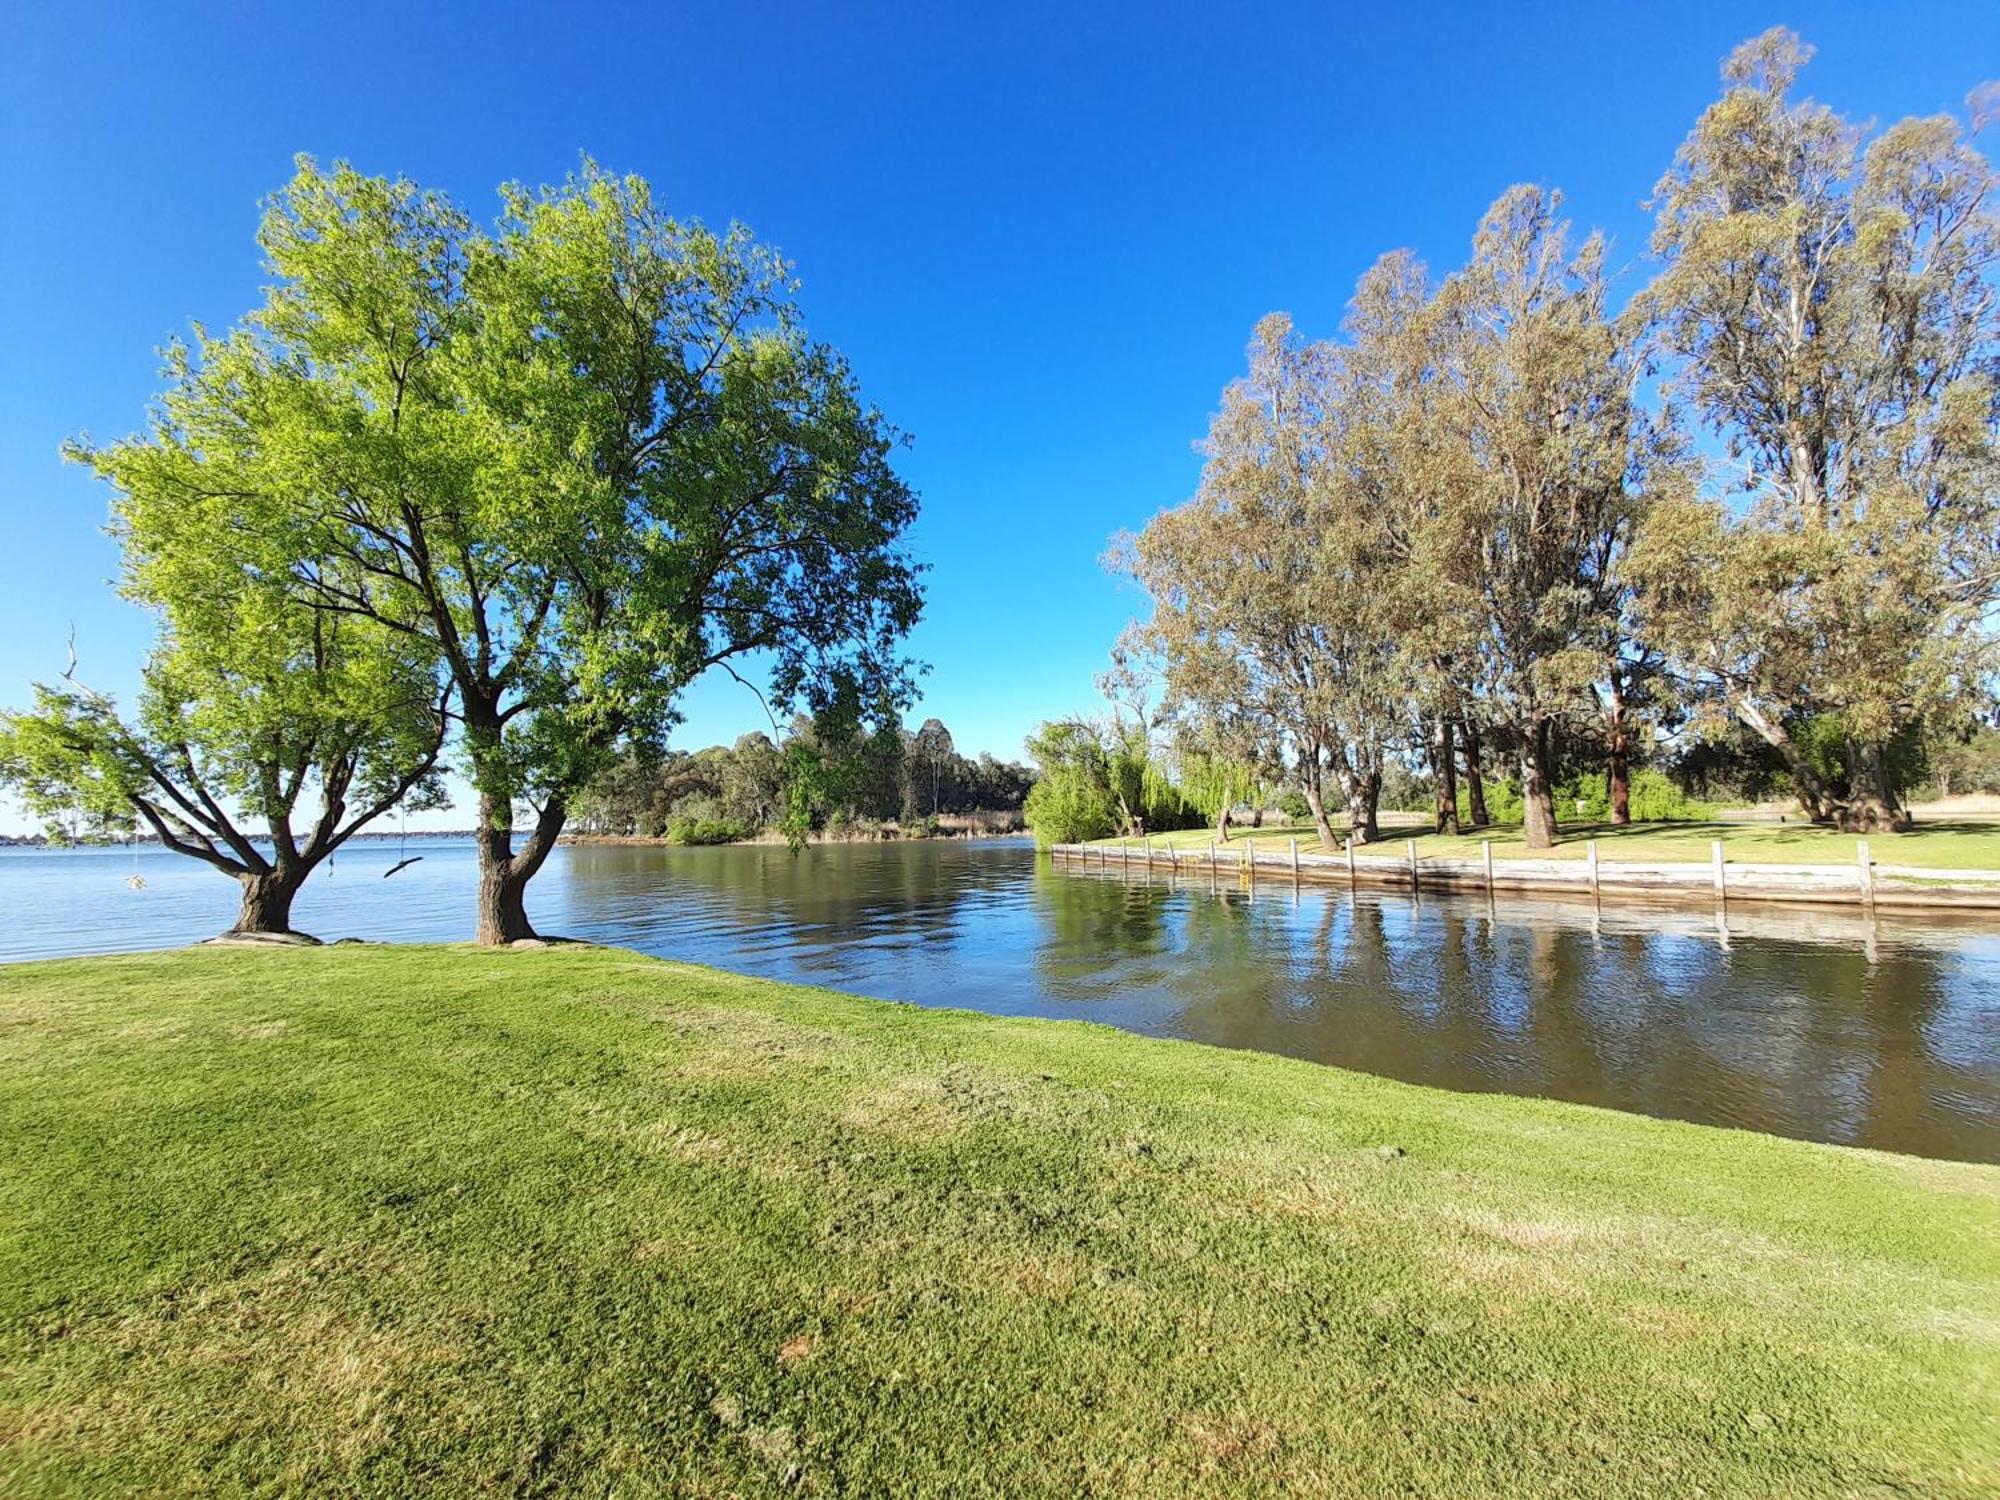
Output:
[1048, 839, 2000, 912]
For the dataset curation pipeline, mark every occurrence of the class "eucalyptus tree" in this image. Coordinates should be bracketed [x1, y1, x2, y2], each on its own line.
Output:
[723, 732, 789, 829]
[92, 158, 922, 943]
[1127, 315, 1401, 848]
[1634, 29, 1998, 830]
[1336, 250, 1482, 835]
[910, 717, 955, 816]
[1431, 186, 1656, 849]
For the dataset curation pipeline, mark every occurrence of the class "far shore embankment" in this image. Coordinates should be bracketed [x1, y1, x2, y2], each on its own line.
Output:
[564, 814, 1027, 849]
[1055, 826, 2000, 913]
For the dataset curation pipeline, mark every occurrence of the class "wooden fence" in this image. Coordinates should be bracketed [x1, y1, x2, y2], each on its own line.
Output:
[1048, 836, 2000, 912]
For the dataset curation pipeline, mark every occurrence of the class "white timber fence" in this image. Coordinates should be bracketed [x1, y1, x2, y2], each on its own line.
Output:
[1049, 835, 2000, 912]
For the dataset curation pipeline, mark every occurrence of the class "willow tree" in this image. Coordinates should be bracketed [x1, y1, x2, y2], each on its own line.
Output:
[1432, 186, 1654, 849]
[1126, 315, 1401, 849]
[91, 158, 921, 943]
[1635, 30, 1998, 830]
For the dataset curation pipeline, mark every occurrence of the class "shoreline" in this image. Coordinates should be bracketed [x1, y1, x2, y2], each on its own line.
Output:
[1054, 839, 2000, 912]
[564, 825, 1028, 848]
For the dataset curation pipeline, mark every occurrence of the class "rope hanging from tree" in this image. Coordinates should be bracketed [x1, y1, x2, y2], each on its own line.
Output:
[384, 808, 423, 879]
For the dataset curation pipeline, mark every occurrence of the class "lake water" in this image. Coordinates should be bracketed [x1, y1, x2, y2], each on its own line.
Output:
[3, 838, 1996, 1162]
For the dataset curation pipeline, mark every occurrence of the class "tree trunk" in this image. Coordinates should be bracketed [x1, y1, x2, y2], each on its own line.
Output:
[1462, 716, 1490, 827]
[1345, 768, 1381, 845]
[1732, 696, 1833, 823]
[1215, 802, 1231, 843]
[1520, 719, 1559, 850]
[1116, 792, 1140, 838]
[1607, 726, 1631, 827]
[475, 816, 536, 946]
[1432, 716, 1459, 835]
[1603, 671, 1631, 826]
[1300, 777, 1338, 852]
[1839, 739, 1911, 833]
[474, 791, 569, 945]
[232, 868, 307, 935]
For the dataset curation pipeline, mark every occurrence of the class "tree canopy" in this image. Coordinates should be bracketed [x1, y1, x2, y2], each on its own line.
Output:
[1115, 29, 1995, 846]
[1632, 28, 1999, 829]
[0, 561, 447, 935]
[72, 157, 923, 939]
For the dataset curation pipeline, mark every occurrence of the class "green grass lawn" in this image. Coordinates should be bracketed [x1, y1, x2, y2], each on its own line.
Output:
[1098, 817, 2000, 869]
[3, 946, 1995, 1497]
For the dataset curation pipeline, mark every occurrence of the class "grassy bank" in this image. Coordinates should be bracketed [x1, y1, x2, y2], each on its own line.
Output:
[1099, 817, 2000, 869]
[2, 947, 1995, 1497]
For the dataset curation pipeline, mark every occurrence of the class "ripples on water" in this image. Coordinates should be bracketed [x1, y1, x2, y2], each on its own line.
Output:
[3, 838, 1995, 1161]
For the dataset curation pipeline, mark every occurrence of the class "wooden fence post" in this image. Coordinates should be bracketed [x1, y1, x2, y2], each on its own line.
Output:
[1407, 838, 1419, 894]
[1482, 839, 1494, 892]
[1587, 838, 1600, 900]
[1290, 836, 1299, 882]
[1346, 838, 1357, 888]
[1244, 836, 1255, 885]
[1858, 839, 1874, 912]
[1711, 840, 1726, 906]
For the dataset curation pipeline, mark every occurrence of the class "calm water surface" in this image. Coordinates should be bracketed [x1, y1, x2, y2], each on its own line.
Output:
[3, 839, 1996, 1161]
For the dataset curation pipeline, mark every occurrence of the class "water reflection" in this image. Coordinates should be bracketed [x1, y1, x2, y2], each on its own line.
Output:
[2, 840, 1994, 1161]
[1041, 863, 1997, 1163]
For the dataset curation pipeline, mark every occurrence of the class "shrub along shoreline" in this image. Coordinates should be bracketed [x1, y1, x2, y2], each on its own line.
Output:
[1, 944, 1994, 1496]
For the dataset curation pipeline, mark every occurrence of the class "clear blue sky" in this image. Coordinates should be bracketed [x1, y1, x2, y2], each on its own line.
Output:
[2, 2, 1993, 831]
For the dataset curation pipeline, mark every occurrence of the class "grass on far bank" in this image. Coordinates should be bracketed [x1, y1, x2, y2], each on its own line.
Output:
[1098, 815, 2000, 869]
[2, 946, 1996, 1498]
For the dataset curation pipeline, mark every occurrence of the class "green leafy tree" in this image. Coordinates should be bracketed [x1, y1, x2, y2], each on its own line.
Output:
[1634, 29, 1998, 829]
[720, 732, 789, 829]
[1926, 716, 2000, 797]
[84, 158, 922, 942]
[1126, 315, 1403, 848]
[1428, 186, 1661, 848]
[1021, 719, 1119, 846]
[1335, 250, 1480, 837]
[0, 606, 446, 937]
[910, 717, 955, 816]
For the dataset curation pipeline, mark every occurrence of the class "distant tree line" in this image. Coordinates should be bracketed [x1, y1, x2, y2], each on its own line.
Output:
[572, 715, 1036, 841]
[1032, 31, 1997, 851]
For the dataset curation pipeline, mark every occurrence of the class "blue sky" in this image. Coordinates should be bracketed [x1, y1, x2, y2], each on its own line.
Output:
[2, 1, 1993, 831]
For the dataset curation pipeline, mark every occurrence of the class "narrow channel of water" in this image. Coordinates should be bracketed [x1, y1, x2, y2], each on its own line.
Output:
[2, 839, 1994, 1161]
